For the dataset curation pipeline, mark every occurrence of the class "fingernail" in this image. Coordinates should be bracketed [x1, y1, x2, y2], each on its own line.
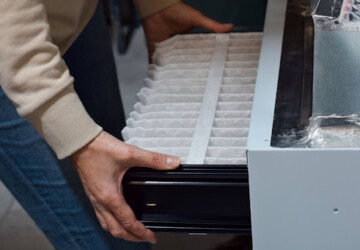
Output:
[150, 238, 157, 244]
[166, 156, 180, 168]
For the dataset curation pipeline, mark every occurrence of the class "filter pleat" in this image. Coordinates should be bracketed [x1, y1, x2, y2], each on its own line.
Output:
[122, 32, 262, 165]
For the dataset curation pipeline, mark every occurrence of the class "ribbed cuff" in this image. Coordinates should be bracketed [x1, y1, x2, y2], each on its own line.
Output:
[26, 85, 103, 159]
[133, 0, 181, 18]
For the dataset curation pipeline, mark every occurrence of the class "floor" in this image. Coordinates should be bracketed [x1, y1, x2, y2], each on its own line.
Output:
[0, 28, 240, 250]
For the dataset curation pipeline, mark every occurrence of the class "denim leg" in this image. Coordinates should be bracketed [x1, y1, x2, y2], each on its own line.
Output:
[0, 1, 149, 249]
[0, 90, 150, 250]
[0, 89, 150, 250]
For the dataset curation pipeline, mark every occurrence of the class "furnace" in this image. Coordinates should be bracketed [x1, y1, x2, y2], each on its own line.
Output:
[122, 0, 360, 249]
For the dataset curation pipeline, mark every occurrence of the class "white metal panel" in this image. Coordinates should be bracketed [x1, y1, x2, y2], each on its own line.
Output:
[248, 148, 360, 250]
[247, 0, 288, 149]
[248, 1, 360, 249]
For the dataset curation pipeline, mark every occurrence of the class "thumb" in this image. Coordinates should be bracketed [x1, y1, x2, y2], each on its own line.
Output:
[126, 145, 180, 170]
[191, 9, 234, 33]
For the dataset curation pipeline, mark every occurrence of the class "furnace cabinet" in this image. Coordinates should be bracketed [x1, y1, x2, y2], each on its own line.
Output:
[123, 0, 360, 249]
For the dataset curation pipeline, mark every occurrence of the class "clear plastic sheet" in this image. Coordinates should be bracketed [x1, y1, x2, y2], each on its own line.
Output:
[274, 114, 360, 148]
[121, 33, 262, 164]
[294, 114, 360, 148]
[311, 0, 360, 148]
[312, 0, 360, 31]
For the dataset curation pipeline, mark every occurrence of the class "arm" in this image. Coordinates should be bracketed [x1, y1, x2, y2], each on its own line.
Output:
[136, 1, 234, 59]
[72, 0, 233, 243]
[0, 0, 180, 244]
[0, 0, 102, 159]
[0, 0, 229, 244]
[71, 131, 180, 243]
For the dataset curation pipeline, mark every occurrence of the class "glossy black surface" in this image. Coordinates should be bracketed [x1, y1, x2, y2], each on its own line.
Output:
[123, 165, 251, 233]
[271, 0, 314, 147]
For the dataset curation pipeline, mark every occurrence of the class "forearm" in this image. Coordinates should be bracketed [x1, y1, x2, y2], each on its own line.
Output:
[0, 0, 102, 159]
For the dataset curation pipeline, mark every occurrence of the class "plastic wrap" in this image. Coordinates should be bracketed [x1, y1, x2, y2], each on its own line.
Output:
[294, 115, 360, 148]
[311, 0, 360, 149]
[312, 0, 360, 31]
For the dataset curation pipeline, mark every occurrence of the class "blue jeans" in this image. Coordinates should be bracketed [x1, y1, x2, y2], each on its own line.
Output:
[0, 3, 149, 250]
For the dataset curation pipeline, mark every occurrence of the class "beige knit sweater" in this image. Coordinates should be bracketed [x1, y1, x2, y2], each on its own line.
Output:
[0, 0, 180, 159]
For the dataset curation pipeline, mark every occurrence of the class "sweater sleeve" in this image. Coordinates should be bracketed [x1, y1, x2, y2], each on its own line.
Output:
[133, 0, 181, 18]
[0, 0, 102, 159]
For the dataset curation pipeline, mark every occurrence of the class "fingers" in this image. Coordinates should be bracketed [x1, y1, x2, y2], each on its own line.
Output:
[108, 195, 157, 243]
[95, 190, 156, 243]
[190, 9, 234, 33]
[124, 144, 180, 170]
[100, 207, 146, 243]
[73, 131, 160, 243]
[94, 209, 108, 231]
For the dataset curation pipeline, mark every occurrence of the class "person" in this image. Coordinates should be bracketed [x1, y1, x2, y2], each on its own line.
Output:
[0, 0, 233, 248]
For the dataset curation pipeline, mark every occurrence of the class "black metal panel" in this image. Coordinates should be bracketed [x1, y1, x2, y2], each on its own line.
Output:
[271, 0, 314, 147]
[123, 165, 251, 233]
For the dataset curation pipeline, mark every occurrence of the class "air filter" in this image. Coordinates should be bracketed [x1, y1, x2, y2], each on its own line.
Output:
[121, 32, 262, 165]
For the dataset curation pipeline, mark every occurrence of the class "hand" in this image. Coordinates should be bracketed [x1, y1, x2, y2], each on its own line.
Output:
[142, 2, 234, 60]
[71, 131, 180, 243]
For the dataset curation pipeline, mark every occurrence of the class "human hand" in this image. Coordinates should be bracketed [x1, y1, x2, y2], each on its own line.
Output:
[71, 131, 180, 243]
[142, 2, 234, 60]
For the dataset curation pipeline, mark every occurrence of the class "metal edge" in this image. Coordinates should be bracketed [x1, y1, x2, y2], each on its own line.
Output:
[247, 0, 288, 150]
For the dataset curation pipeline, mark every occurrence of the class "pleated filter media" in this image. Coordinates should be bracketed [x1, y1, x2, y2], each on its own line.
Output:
[121, 32, 262, 165]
